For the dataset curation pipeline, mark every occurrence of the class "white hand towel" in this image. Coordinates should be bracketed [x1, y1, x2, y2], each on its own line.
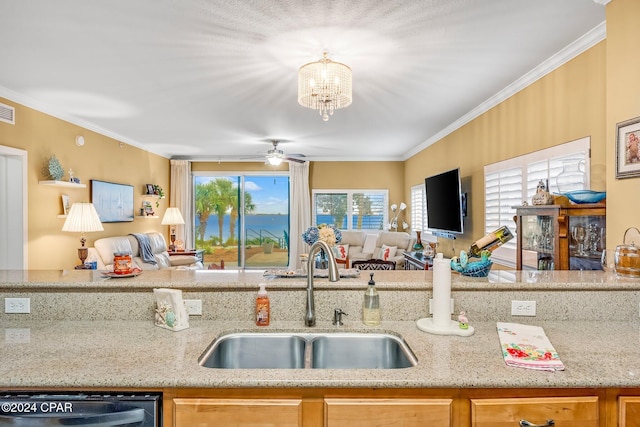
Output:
[497, 322, 564, 371]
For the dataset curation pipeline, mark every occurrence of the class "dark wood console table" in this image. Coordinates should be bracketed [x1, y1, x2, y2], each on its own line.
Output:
[403, 251, 432, 270]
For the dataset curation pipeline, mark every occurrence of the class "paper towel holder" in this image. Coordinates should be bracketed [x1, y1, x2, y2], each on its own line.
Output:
[416, 317, 475, 336]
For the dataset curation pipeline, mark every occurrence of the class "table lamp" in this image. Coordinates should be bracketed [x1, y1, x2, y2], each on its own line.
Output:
[162, 207, 185, 251]
[62, 202, 104, 268]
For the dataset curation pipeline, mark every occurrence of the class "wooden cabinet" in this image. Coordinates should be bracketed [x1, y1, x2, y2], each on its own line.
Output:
[514, 204, 606, 270]
[166, 389, 616, 427]
[324, 398, 452, 427]
[619, 397, 640, 427]
[471, 396, 599, 427]
[173, 398, 303, 427]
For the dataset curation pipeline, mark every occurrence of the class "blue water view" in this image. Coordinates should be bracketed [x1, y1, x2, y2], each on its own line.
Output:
[316, 214, 385, 230]
[196, 213, 385, 242]
[196, 214, 289, 241]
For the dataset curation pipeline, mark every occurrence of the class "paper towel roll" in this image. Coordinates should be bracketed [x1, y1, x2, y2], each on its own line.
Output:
[432, 253, 452, 328]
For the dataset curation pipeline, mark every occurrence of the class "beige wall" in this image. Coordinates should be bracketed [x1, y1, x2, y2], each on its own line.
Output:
[0, 98, 170, 269]
[605, 0, 640, 249]
[404, 41, 607, 257]
[310, 161, 405, 206]
[4, 0, 637, 269]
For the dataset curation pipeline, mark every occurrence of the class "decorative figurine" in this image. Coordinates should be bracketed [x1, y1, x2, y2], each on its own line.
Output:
[531, 180, 554, 205]
[458, 311, 469, 329]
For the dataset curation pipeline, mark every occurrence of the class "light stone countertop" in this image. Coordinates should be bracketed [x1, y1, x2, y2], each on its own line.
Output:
[2, 318, 640, 389]
[2, 269, 640, 391]
[1, 269, 639, 291]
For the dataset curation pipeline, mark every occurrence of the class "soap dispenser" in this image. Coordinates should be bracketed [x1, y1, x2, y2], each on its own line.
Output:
[255, 283, 270, 326]
[363, 272, 381, 326]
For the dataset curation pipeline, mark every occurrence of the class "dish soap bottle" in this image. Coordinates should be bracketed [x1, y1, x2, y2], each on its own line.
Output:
[256, 283, 270, 326]
[363, 272, 381, 326]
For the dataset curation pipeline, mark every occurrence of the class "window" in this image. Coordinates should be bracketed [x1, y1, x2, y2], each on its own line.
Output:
[410, 184, 426, 232]
[484, 136, 590, 266]
[312, 190, 388, 230]
[193, 172, 290, 269]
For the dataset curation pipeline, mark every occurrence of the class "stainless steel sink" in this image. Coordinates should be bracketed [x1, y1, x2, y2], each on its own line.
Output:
[199, 333, 306, 369]
[199, 331, 417, 369]
[310, 333, 415, 369]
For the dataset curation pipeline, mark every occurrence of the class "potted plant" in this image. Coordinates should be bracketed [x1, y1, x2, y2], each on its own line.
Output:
[152, 185, 165, 208]
[262, 238, 275, 254]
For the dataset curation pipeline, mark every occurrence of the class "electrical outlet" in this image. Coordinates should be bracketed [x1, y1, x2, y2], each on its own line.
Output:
[184, 299, 202, 316]
[511, 300, 536, 316]
[429, 298, 454, 315]
[5, 328, 30, 343]
[4, 298, 30, 314]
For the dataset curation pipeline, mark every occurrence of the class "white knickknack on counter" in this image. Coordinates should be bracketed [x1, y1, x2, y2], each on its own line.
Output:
[153, 288, 189, 331]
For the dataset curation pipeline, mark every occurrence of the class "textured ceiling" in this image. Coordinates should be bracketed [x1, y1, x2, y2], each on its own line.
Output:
[0, 1, 605, 162]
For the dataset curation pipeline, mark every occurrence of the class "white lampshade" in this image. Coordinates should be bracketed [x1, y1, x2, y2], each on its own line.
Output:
[62, 203, 103, 267]
[62, 203, 104, 233]
[161, 207, 185, 225]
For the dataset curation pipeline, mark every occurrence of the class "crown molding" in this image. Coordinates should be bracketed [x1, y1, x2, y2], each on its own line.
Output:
[403, 21, 607, 160]
[592, 0, 611, 5]
[0, 86, 171, 159]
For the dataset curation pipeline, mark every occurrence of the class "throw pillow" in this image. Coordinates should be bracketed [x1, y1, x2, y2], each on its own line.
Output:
[333, 244, 349, 260]
[378, 244, 397, 261]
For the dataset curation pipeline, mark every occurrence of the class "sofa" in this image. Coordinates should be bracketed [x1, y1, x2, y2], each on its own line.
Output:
[88, 232, 203, 271]
[333, 231, 415, 269]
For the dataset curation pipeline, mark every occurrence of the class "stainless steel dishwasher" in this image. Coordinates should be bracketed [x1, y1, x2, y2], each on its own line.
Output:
[0, 392, 161, 426]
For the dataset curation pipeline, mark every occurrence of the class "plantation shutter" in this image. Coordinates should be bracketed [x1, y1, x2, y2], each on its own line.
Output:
[410, 184, 426, 233]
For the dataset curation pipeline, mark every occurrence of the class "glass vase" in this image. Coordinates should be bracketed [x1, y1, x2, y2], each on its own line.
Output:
[556, 159, 586, 194]
[413, 231, 424, 252]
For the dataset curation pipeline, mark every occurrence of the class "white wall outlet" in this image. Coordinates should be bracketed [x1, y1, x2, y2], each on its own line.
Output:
[511, 300, 536, 316]
[5, 328, 30, 343]
[184, 299, 202, 316]
[429, 298, 454, 315]
[4, 297, 30, 314]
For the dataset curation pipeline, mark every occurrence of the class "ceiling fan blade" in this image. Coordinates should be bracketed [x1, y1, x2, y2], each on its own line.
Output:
[284, 156, 306, 163]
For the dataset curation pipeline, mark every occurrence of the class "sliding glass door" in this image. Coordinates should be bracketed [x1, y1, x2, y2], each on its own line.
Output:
[193, 173, 289, 269]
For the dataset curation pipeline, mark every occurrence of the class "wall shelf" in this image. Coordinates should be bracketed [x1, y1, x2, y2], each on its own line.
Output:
[39, 180, 86, 188]
[136, 215, 159, 219]
[142, 193, 160, 198]
[57, 214, 68, 219]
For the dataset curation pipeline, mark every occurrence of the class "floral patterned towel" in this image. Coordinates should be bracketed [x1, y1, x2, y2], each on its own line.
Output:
[497, 322, 565, 371]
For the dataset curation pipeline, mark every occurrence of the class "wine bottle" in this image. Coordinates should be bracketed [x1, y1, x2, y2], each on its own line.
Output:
[468, 226, 514, 257]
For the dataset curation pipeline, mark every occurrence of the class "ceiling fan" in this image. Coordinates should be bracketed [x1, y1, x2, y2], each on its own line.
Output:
[264, 140, 306, 165]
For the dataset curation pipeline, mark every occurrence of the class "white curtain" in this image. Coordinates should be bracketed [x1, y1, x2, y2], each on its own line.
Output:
[289, 162, 310, 269]
[170, 160, 193, 250]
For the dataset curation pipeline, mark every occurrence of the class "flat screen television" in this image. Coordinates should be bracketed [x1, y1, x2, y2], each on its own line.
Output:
[425, 168, 465, 238]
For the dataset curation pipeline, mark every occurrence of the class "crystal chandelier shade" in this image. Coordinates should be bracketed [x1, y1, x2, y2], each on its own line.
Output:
[298, 52, 352, 121]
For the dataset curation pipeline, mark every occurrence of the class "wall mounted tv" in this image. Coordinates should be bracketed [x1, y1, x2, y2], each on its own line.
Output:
[425, 167, 466, 239]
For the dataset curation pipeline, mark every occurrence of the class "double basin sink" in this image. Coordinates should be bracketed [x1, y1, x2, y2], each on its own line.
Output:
[199, 331, 418, 369]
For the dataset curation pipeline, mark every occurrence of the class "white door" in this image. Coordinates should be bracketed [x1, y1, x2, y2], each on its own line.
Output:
[0, 145, 27, 269]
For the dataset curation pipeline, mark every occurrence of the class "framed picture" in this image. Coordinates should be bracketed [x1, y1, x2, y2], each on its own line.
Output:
[145, 183, 155, 195]
[61, 194, 70, 215]
[616, 116, 640, 179]
[91, 180, 134, 222]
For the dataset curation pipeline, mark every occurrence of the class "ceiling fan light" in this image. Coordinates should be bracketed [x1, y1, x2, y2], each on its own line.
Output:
[267, 155, 283, 166]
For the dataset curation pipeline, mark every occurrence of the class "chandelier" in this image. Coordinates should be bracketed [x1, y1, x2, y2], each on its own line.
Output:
[298, 52, 352, 121]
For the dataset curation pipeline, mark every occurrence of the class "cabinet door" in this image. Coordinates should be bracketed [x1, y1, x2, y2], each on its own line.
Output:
[325, 398, 452, 427]
[173, 398, 302, 427]
[471, 396, 598, 427]
[620, 397, 640, 427]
